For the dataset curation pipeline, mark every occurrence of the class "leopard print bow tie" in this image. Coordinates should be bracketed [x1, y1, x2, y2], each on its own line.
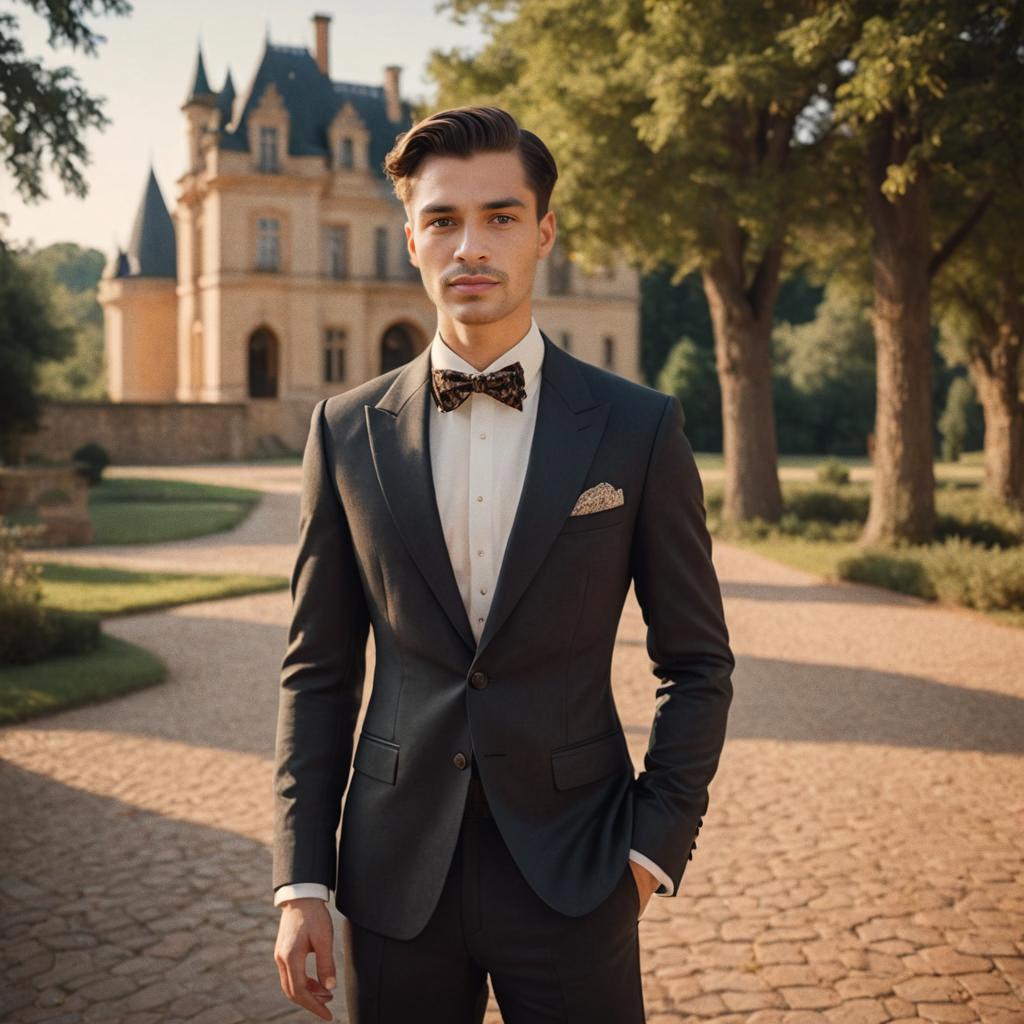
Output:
[430, 361, 527, 412]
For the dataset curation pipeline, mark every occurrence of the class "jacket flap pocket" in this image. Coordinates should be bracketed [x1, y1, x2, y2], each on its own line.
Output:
[551, 729, 630, 790]
[353, 732, 399, 785]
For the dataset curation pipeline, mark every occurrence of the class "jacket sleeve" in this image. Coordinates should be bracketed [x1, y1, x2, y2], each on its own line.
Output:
[272, 397, 371, 894]
[628, 394, 735, 895]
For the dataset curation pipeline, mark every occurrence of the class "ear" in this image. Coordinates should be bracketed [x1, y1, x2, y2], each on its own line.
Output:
[404, 221, 419, 268]
[537, 209, 556, 260]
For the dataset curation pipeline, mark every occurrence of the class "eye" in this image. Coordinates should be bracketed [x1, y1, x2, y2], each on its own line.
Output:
[429, 217, 454, 228]
[493, 214, 515, 224]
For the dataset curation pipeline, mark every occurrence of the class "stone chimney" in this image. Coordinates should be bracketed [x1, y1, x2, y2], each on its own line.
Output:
[383, 65, 403, 123]
[312, 13, 331, 76]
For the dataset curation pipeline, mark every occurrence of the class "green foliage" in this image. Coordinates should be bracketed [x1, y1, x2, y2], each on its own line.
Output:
[656, 336, 721, 453]
[24, 243, 108, 401]
[428, 0, 850, 279]
[816, 458, 851, 485]
[0, 236, 77, 462]
[771, 279, 876, 454]
[73, 441, 110, 485]
[838, 538, 1024, 614]
[0, 0, 133, 206]
[0, 521, 100, 665]
[938, 376, 977, 462]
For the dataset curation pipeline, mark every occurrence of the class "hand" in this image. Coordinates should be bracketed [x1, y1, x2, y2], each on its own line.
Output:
[274, 897, 337, 1020]
[628, 860, 660, 919]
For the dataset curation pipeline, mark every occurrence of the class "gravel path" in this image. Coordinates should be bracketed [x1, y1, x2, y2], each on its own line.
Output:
[2, 464, 1022, 1024]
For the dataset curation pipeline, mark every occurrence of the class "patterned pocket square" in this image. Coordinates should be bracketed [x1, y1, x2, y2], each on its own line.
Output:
[570, 481, 625, 517]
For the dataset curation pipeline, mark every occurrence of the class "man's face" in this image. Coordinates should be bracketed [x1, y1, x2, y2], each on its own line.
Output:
[404, 149, 556, 329]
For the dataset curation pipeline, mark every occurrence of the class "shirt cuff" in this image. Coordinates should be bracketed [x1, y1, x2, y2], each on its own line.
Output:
[628, 849, 675, 896]
[274, 883, 331, 907]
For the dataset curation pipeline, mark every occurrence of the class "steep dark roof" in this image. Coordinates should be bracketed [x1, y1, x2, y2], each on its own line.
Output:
[186, 45, 215, 104]
[220, 39, 413, 179]
[118, 166, 177, 279]
[216, 69, 236, 129]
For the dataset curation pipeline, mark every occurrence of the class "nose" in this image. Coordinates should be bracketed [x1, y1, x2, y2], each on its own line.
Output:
[452, 225, 490, 264]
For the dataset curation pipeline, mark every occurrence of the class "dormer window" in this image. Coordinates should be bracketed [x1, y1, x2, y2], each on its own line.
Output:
[259, 126, 280, 173]
[339, 137, 354, 169]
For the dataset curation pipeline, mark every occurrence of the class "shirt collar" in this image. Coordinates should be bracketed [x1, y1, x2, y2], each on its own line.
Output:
[429, 316, 544, 395]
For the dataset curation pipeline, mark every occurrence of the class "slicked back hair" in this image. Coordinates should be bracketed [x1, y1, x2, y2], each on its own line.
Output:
[383, 105, 558, 221]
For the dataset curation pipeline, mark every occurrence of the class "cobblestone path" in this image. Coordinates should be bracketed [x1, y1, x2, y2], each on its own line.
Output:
[2, 464, 1022, 1023]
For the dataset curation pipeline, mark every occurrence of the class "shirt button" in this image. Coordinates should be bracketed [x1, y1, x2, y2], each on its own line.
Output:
[476, 495, 484, 502]
[453, 752, 467, 770]
[479, 586, 487, 595]
[477, 549, 484, 557]
[479, 432, 486, 439]
[477, 616, 484, 623]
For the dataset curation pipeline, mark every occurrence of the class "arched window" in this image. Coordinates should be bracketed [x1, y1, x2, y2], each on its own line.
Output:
[339, 137, 354, 169]
[380, 323, 417, 373]
[248, 326, 279, 398]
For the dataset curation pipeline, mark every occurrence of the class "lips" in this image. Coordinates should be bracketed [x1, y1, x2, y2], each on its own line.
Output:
[450, 276, 499, 294]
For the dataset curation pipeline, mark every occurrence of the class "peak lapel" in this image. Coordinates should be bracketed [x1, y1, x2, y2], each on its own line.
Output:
[366, 345, 477, 653]
[470, 333, 610, 666]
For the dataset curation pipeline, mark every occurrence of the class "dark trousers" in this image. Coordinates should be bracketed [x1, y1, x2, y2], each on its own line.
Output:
[340, 757, 646, 1023]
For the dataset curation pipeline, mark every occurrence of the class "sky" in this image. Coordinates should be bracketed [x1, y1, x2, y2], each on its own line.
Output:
[1, 1, 488, 253]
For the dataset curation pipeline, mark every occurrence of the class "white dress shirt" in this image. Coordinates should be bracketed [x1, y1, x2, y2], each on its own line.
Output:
[275, 316, 674, 910]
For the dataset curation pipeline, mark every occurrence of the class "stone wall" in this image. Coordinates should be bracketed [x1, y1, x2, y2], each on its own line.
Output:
[19, 400, 255, 465]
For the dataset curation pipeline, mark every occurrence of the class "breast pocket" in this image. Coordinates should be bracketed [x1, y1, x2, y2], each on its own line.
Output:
[557, 503, 629, 535]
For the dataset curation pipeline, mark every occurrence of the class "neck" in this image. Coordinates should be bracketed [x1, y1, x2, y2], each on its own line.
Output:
[436, 308, 532, 372]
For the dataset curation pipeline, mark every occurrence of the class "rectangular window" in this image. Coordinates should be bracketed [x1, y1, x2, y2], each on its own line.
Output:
[603, 334, 615, 368]
[256, 216, 280, 271]
[258, 126, 280, 173]
[326, 225, 349, 279]
[324, 327, 347, 382]
[339, 137, 354, 169]
[374, 226, 389, 279]
[548, 244, 570, 295]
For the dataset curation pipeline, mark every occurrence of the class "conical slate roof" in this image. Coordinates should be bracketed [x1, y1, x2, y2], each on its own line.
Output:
[119, 166, 176, 279]
[185, 44, 215, 104]
[216, 69, 236, 128]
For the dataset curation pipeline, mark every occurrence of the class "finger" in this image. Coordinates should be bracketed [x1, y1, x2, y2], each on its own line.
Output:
[312, 932, 338, 995]
[288, 966, 333, 1021]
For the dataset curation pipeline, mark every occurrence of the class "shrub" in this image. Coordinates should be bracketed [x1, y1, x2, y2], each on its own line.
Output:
[0, 521, 101, 664]
[837, 539, 1024, 613]
[836, 549, 935, 599]
[72, 442, 110, 485]
[816, 458, 851, 486]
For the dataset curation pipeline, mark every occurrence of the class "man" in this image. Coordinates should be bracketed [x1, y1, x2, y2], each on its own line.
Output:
[272, 105, 734, 1023]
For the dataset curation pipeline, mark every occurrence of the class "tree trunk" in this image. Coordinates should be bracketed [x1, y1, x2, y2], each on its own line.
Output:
[967, 320, 1024, 506]
[861, 115, 936, 545]
[702, 248, 784, 525]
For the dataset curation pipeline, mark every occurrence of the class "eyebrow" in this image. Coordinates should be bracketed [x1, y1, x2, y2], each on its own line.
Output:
[418, 197, 527, 218]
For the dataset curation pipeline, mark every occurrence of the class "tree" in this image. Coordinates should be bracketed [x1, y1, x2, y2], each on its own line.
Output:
[772, 278, 876, 455]
[0, 0, 131, 208]
[0, 236, 76, 462]
[936, 201, 1024, 504]
[799, 0, 1023, 542]
[428, 0, 857, 525]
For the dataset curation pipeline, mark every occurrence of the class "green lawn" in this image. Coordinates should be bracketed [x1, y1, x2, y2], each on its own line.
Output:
[37, 562, 288, 616]
[0, 633, 168, 725]
[88, 477, 264, 544]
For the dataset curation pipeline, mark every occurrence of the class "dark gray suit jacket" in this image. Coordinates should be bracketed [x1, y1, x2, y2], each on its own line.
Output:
[272, 329, 734, 941]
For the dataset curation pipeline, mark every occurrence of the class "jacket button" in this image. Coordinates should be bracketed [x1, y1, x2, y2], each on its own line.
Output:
[470, 671, 488, 689]
[453, 752, 467, 770]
